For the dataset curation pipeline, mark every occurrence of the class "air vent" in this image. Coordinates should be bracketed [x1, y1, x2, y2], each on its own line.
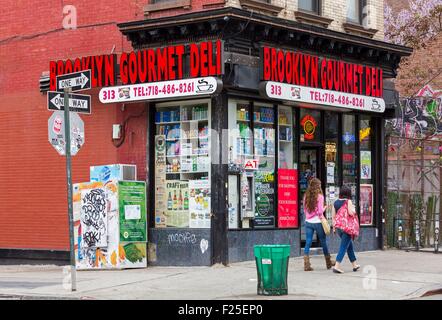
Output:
[39, 73, 50, 93]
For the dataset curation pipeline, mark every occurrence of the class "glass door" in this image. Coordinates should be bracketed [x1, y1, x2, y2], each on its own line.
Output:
[300, 146, 322, 246]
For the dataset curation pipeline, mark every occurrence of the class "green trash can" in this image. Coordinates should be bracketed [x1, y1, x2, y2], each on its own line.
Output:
[254, 244, 291, 296]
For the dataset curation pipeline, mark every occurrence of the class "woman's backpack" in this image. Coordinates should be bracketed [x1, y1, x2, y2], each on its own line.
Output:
[334, 200, 359, 238]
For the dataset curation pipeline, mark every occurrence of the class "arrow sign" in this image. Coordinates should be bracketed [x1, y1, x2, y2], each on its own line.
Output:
[56, 70, 91, 92]
[47, 91, 91, 114]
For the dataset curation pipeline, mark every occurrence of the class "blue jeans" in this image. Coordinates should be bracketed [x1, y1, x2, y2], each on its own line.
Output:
[304, 222, 330, 256]
[336, 229, 357, 263]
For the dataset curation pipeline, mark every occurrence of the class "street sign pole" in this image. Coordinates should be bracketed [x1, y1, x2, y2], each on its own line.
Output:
[63, 88, 77, 291]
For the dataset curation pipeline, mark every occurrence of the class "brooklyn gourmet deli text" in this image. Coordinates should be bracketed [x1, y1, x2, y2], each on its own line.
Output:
[261, 47, 383, 98]
[49, 40, 224, 91]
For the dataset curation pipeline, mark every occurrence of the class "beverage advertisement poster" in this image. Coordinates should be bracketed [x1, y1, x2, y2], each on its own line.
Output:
[155, 135, 167, 227]
[277, 169, 298, 228]
[118, 181, 147, 242]
[189, 180, 211, 228]
[360, 151, 372, 180]
[360, 184, 373, 225]
[254, 171, 275, 227]
[326, 162, 335, 184]
[166, 180, 189, 228]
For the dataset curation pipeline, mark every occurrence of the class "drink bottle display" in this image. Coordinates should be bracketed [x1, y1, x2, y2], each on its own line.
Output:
[184, 191, 189, 210]
[178, 190, 183, 210]
[173, 191, 177, 211]
[167, 192, 173, 210]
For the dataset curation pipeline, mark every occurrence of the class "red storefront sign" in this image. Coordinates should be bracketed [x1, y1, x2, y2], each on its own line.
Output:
[261, 47, 383, 98]
[278, 169, 298, 228]
[49, 40, 224, 91]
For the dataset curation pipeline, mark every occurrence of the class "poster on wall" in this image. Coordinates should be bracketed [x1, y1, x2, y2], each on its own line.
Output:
[166, 180, 190, 228]
[360, 151, 372, 180]
[277, 169, 298, 228]
[360, 184, 374, 225]
[154, 135, 167, 228]
[254, 171, 275, 227]
[118, 181, 147, 242]
[326, 162, 335, 184]
[325, 186, 339, 223]
[189, 180, 211, 228]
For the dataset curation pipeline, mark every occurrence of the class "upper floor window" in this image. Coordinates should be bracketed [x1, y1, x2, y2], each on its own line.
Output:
[347, 0, 367, 24]
[298, 0, 320, 15]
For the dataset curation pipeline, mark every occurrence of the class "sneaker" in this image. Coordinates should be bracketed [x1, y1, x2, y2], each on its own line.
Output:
[332, 267, 344, 274]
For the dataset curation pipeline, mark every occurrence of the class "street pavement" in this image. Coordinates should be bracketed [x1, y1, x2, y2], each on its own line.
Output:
[0, 250, 440, 300]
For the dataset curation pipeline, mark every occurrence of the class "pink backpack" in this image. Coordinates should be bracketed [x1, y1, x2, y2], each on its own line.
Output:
[334, 200, 359, 238]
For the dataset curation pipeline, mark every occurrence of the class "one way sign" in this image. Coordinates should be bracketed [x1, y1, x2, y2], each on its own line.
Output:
[56, 70, 91, 92]
[47, 91, 91, 114]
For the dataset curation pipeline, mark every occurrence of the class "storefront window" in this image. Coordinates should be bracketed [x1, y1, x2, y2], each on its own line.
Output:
[300, 109, 321, 143]
[253, 103, 276, 228]
[154, 100, 211, 228]
[278, 105, 296, 169]
[342, 114, 357, 204]
[324, 112, 339, 223]
[360, 115, 373, 225]
[227, 100, 276, 229]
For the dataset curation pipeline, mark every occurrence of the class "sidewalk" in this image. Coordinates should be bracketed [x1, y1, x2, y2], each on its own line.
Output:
[0, 250, 440, 300]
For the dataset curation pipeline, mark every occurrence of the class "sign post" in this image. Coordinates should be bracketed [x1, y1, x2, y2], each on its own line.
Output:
[63, 87, 77, 292]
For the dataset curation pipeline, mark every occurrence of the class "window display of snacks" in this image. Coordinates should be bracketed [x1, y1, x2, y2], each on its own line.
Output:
[155, 102, 211, 229]
[278, 106, 294, 169]
[155, 109, 181, 123]
[254, 126, 275, 157]
[254, 107, 275, 123]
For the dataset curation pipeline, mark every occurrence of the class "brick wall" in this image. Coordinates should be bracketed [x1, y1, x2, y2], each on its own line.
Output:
[0, 1, 147, 251]
[225, 0, 384, 40]
[144, 0, 385, 41]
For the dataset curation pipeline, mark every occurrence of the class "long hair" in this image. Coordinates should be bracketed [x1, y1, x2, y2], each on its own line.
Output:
[339, 185, 352, 199]
[304, 178, 323, 212]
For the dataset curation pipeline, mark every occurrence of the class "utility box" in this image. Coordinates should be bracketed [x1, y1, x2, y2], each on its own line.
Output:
[73, 180, 147, 270]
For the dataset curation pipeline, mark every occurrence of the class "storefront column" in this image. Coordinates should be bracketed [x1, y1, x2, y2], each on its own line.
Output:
[211, 91, 228, 265]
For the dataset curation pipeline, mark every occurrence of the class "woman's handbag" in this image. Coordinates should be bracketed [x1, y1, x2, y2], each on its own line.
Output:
[334, 200, 360, 237]
[321, 216, 331, 235]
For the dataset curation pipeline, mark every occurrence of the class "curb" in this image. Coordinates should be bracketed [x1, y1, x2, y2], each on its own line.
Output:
[402, 284, 442, 300]
[0, 293, 93, 300]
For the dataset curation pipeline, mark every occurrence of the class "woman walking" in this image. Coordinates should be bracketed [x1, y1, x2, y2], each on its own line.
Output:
[332, 185, 361, 274]
[303, 178, 335, 271]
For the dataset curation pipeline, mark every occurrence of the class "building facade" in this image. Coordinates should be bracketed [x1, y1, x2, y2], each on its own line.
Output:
[0, 1, 410, 265]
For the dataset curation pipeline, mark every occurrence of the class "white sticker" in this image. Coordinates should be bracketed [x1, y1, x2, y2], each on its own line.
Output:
[200, 239, 209, 254]
[262, 258, 272, 265]
[125, 205, 141, 220]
